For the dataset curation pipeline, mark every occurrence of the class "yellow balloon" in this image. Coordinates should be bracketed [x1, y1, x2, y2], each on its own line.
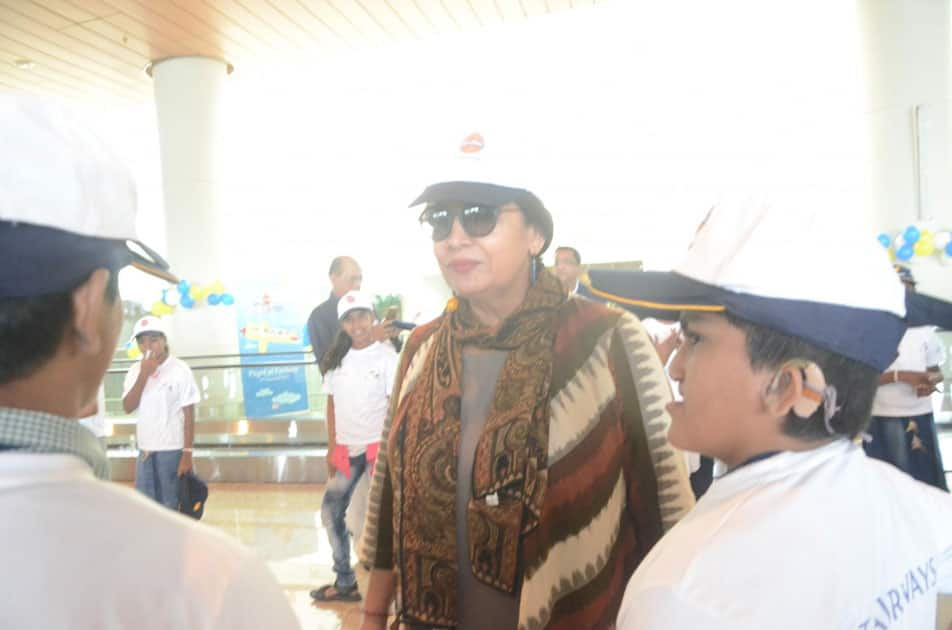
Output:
[914, 240, 935, 257]
[919, 229, 934, 245]
[212, 280, 225, 294]
[888, 249, 896, 262]
[126, 345, 141, 359]
[189, 286, 201, 300]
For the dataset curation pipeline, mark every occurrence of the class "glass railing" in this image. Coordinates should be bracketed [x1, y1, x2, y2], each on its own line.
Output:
[101, 351, 328, 451]
[100, 335, 952, 480]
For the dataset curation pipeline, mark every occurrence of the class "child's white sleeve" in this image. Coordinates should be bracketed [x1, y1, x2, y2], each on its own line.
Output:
[322, 369, 335, 396]
[179, 363, 201, 407]
[926, 330, 945, 368]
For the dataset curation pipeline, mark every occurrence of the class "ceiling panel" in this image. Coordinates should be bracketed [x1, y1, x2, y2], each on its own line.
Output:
[0, 0, 604, 105]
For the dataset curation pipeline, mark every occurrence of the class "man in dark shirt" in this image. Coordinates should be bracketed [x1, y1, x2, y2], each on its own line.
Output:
[553, 246, 597, 300]
[307, 256, 363, 369]
[307, 256, 400, 371]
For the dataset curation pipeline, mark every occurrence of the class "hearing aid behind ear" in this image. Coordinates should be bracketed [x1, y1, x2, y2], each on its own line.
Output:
[769, 360, 826, 419]
[792, 362, 826, 418]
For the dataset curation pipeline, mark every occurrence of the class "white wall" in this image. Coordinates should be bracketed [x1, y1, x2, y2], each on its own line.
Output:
[859, 0, 952, 299]
[88, 0, 952, 351]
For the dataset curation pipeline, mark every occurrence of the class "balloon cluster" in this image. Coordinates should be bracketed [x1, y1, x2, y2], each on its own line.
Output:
[149, 280, 235, 316]
[877, 226, 952, 262]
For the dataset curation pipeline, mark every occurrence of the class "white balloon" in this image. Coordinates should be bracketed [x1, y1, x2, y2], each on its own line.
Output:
[933, 231, 952, 250]
[164, 290, 180, 307]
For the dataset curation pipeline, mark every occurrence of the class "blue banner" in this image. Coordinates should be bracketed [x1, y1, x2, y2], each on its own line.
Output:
[236, 293, 310, 418]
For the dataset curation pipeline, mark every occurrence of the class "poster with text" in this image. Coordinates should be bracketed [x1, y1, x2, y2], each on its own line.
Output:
[236, 293, 310, 418]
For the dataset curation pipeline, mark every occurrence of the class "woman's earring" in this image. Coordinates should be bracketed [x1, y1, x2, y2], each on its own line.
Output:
[530, 256, 538, 285]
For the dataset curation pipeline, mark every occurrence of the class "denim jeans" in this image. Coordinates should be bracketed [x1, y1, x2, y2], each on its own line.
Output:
[135, 449, 182, 510]
[321, 453, 369, 589]
[865, 413, 948, 491]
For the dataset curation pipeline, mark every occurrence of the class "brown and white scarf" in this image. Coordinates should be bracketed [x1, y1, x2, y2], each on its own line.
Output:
[388, 269, 566, 626]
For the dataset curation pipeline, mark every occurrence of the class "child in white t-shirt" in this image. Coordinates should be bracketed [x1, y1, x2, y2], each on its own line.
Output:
[311, 290, 398, 604]
[864, 266, 947, 490]
[121, 316, 200, 510]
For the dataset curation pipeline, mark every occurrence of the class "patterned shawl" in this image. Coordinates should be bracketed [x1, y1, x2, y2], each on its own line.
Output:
[389, 269, 566, 626]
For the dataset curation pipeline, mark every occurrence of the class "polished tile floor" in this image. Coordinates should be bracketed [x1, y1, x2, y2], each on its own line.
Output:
[202, 481, 379, 630]
[199, 482, 952, 630]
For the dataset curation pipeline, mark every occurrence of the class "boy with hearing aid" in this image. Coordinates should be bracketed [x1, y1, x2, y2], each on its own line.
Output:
[588, 198, 952, 630]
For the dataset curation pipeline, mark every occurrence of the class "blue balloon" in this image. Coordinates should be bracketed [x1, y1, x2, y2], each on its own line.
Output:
[877, 233, 891, 248]
[220, 293, 234, 306]
[181, 296, 195, 309]
[903, 226, 920, 244]
[207, 293, 221, 306]
[946, 241, 952, 257]
[177, 280, 190, 295]
[897, 244, 914, 261]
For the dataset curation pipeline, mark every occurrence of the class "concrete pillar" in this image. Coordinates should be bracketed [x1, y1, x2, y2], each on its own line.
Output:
[150, 56, 231, 280]
[150, 56, 237, 355]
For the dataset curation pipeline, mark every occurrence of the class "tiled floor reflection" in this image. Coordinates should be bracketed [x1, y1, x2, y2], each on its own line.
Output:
[202, 482, 382, 630]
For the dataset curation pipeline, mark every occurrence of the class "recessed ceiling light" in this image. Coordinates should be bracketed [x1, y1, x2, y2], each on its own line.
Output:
[13, 59, 35, 70]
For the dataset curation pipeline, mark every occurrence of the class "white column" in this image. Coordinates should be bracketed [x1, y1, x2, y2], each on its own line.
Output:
[151, 56, 231, 280]
[150, 56, 237, 354]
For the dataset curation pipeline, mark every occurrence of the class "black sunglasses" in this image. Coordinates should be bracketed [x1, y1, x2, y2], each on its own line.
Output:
[419, 205, 512, 241]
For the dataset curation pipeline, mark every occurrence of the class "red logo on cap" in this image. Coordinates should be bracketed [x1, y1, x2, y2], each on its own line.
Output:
[460, 133, 484, 154]
[346, 295, 355, 303]
[142, 318, 150, 326]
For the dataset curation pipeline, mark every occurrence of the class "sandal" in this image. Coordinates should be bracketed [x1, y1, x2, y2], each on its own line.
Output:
[310, 584, 362, 602]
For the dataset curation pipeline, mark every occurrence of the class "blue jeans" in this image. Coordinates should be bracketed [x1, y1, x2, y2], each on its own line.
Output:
[321, 453, 368, 588]
[135, 450, 182, 510]
[865, 413, 948, 491]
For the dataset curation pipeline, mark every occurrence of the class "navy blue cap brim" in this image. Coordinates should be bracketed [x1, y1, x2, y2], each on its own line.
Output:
[588, 269, 906, 371]
[0, 222, 177, 298]
[905, 291, 952, 331]
[410, 180, 554, 254]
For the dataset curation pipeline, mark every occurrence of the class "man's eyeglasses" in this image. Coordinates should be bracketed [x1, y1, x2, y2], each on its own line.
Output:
[419, 205, 513, 242]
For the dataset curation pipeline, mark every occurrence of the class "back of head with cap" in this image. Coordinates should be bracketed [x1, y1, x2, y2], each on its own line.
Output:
[0, 93, 176, 394]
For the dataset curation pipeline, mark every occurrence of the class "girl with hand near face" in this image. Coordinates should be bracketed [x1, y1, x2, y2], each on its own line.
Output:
[311, 291, 398, 605]
[121, 316, 200, 511]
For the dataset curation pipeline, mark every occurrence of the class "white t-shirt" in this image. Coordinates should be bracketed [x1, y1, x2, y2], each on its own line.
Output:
[123, 356, 200, 451]
[0, 452, 300, 630]
[78, 384, 109, 438]
[323, 342, 398, 447]
[617, 440, 952, 630]
[872, 326, 946, 417]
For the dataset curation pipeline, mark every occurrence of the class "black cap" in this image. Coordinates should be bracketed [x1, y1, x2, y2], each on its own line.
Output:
[410, 180, 554, 254]
[178, 471, 209, 520]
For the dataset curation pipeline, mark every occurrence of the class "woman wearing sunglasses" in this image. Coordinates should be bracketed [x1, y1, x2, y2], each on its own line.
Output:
[357, 179, 694, 630]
